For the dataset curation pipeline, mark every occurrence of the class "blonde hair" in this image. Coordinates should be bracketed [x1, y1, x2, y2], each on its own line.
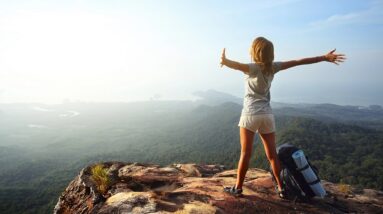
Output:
[250, 37, 274, 75]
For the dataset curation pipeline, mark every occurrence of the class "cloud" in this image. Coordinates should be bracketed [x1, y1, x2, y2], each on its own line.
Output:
[309, 1, 383, 29]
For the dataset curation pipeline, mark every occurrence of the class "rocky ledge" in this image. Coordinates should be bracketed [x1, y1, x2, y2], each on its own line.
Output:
[54, 162, 383, 214]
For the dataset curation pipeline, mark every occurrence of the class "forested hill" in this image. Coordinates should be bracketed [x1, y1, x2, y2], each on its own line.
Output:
[0, 100, 382, 213]
[276, 117, 383, 188]
[272, 103, 383, 130]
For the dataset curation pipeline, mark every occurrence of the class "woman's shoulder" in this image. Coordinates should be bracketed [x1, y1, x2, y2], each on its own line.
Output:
[272, 61, 283, 74]
[247, 63, 260, 76]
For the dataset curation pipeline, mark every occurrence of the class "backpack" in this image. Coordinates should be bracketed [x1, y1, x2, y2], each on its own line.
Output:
[271, 143, 325, 202]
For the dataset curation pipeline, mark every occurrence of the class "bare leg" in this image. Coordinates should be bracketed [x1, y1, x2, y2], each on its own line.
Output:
[259, 132, 283, 191]
[235, 127, 255, 189]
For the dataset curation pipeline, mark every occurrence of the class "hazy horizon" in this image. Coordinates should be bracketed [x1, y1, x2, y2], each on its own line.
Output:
[1, 0, 382, 106]
[0, 88, 382, 108]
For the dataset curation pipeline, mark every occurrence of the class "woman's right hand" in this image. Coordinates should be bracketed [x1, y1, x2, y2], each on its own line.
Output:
[219, 48, 249, 73]
[220, 48, 226, 67]
[324, 49, 346, 65]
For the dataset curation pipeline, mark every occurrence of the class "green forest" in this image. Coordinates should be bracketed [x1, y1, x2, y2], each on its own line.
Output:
[0, 100, 382, 213]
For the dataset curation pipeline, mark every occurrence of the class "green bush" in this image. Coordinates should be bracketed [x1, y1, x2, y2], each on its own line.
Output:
[90, 164, 110, 194]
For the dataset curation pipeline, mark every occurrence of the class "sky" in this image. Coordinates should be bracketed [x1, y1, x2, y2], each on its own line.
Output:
[0, 0, 382, 105]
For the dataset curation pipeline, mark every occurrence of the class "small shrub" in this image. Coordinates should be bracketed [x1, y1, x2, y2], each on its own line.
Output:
[91, 164, 111, 194]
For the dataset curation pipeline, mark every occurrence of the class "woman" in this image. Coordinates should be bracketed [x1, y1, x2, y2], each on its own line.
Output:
[220, 37, 345, 197]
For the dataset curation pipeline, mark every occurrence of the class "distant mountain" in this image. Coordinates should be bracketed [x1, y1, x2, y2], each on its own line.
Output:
[273, 103, 383, 129]
[192, 89, 242, 105]
[191, 90, 383, 127]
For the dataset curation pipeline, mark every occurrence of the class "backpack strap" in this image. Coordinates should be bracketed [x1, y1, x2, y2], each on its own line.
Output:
[296, 164, 310, 172]
[307, 178, 320, 186]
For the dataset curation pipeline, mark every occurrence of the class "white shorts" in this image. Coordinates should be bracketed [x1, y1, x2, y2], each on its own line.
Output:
[238, 114, 276, 134]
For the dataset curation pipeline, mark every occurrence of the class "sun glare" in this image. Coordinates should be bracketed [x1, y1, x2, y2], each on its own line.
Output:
[0, 10, 161, 103]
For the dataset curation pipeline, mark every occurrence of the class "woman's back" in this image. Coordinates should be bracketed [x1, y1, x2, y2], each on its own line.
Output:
[242, 62, 282, 115]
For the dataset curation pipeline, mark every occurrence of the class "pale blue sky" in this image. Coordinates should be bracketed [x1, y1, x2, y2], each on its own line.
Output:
[0, 0, 382, 105]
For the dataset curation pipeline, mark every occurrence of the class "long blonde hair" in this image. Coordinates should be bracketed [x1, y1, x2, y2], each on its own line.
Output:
[250, 37, 274, 75]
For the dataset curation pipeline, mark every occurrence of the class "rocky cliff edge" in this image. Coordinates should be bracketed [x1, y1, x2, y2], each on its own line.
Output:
[54, 162, 383, 214]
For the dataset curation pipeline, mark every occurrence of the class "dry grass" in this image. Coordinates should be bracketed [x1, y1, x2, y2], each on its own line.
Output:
[338, 183, 351, 194]
[91, 164, 111, 194]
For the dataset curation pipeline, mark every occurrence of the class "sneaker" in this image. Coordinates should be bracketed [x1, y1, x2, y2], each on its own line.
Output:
[223, 186, 243, 197]
[275, 186, 286, 199]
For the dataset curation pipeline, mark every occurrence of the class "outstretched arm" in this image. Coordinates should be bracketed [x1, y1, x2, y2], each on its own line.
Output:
[280, 49, 346, 71]
[220, 48, 249, 73]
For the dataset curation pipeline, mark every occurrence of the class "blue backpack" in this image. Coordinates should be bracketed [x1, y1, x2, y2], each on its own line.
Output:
[271, 143, 322, 202]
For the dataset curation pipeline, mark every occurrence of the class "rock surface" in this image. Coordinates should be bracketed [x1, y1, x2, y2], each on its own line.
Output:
[54, 162, 383, 214]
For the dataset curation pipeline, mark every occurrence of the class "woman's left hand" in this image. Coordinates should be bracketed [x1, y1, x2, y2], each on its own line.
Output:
[325, 49, 346, 65]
